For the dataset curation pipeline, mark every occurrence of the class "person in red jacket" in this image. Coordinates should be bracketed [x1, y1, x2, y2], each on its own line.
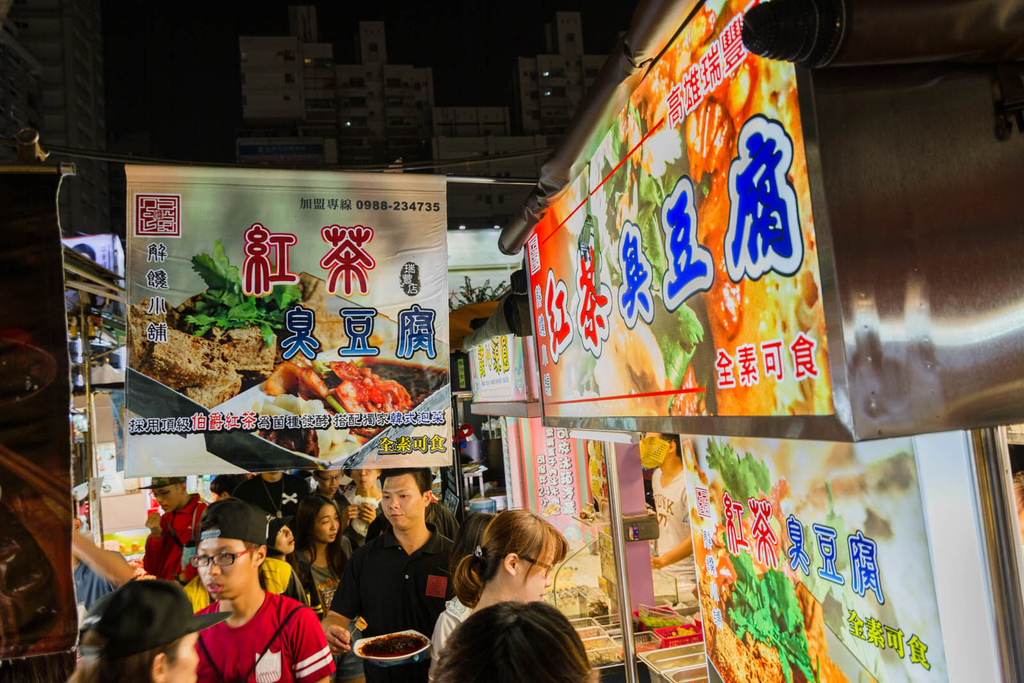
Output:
[143, 476, 208, 583]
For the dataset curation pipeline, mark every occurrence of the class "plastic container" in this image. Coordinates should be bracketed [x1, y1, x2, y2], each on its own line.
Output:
[653, 622, 704, 648]
[633, 631, 661, 654]
[588, 645, 624, 667]
[569, 617, 600, 630]
[582, 636, 617, 652]
[575, 627, 606, 640]
[635, 604, 686, 631]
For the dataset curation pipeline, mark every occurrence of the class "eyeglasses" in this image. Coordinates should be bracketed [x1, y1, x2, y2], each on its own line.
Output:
[521, 555, 554, 576]
[190, 547, 256, 568]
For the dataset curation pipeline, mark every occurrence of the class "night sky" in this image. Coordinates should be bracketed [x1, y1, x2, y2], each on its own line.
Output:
[101, 0, 636, 164]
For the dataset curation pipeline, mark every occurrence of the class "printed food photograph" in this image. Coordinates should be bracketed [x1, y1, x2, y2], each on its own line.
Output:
[129, 240, 448, 468]
[686, 436, 947, 682]
[532, 0, 832, 420]
[124, 168, 452, 476]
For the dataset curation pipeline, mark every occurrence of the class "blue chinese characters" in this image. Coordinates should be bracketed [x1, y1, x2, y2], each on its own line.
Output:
[397, 304, 437, 359]
[786, 514, 811, 576]
[725, 115, 803, 282]
[661, 177, 714, 311]
[616, 220, 654, 329]
[281, 305, 321, 361]
[849, 530, 885, 604]
[339, 307, 379, 357]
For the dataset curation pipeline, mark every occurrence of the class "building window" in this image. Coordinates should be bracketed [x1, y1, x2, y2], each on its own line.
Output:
[284, 73, 295, 83]
[386, 78, 401, 87]
[350, 77, 365, 87]
[283, 50, 296, 61]
[283, 95, 292, 101]
[567, 33, 575, 42]
[369, 43, 378, 52]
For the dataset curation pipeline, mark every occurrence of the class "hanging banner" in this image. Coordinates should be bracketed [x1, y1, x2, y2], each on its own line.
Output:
[526, 1, 833, 425]
[0, 173, 77, 657]
[684, 434, 948, 682]
[125, 167, 451, 475]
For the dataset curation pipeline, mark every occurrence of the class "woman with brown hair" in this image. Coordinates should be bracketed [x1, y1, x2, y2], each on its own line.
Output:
[434, 601, 596, 683]
[430, 509, 568, 667]
[292, 494, 362, 682]
[68, 580, 228, 683]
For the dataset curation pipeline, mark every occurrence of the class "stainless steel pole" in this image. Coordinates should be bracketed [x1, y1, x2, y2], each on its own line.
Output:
[968, 427, 1024, 682]
[605, 441, 638, 683]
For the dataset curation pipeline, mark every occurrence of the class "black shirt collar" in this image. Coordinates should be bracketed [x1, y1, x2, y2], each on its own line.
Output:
[382, 522, 443, 554]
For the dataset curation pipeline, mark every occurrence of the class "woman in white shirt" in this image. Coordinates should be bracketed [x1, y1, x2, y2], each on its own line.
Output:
[430, 509, 569, 673]
[648, 434, 696, 583]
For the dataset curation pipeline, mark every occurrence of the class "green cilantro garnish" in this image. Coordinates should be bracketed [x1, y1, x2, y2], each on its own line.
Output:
[184, 239, 301, 347]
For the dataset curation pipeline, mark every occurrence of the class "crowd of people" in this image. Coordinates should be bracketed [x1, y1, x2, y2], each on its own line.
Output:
[67, 467, 598, 683]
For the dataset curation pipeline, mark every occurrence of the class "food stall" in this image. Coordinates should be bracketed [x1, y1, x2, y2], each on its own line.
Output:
[492, 0, 1024, 681]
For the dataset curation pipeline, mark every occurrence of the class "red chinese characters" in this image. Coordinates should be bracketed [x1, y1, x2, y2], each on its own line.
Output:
[683, 62, 705, 114]
[747, 497, 779, 569]
[790, 332, 820, 380]
[700, 41, 724, 94]
[320, 225, 376, 297]
[722, 491, 749, 554]
[715, 334, 820, 389]
[574, 250, 612, 357]
[695, 486, 712, 520]
[242, 223, 299, 297]
[761, 339, 785, 381]
[666, 84, 684, 129]
[715, 349, 736, 389]
[545, 268, 574, 363]
[735, 344, 759, 387]
[720, 14, 747, 75]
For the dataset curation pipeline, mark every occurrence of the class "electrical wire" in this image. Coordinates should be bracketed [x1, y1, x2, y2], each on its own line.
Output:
[0, 136, 552, 172]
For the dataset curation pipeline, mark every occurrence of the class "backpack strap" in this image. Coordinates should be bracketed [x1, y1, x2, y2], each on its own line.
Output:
[241, 605, 304, 682]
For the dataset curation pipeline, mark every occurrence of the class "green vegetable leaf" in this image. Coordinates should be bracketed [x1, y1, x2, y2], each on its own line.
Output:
[191, 239, 240, 292]
[663, 305, 705, 388]
[726, 553, 815, 683]
[184, 242, 301, 348]
[706, 439, 771, 503]
[270, 284, 302, 311]
[259, 322, 275, 348]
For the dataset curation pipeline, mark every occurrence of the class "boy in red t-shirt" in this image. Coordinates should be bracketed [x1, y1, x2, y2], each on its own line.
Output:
[143, 476, 207, 583]
[193, 499, 334, 683]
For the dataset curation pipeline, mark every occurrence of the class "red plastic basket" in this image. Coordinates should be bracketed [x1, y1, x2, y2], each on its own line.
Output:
[653, 622, 704, 648]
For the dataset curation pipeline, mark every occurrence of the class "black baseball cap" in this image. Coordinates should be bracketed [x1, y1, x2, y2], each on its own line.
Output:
[198, 499, 269, 546]
[267, 515, 293, 546]
[80, 580, 228, 658]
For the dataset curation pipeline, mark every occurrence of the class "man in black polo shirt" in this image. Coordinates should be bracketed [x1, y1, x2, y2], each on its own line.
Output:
[324, 467, 453, 683]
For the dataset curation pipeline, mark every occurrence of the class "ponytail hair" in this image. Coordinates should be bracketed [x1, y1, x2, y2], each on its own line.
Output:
[452, 509, 569, 608]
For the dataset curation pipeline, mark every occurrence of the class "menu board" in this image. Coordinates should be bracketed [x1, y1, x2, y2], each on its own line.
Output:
[124, 166, 451, 475]
[684, 435, 948, 682]
[526, 0, 832, 422]
[502, 417, 587, 541]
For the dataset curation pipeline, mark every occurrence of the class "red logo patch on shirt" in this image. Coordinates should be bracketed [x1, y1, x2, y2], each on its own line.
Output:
[425, 575, 448, 598]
